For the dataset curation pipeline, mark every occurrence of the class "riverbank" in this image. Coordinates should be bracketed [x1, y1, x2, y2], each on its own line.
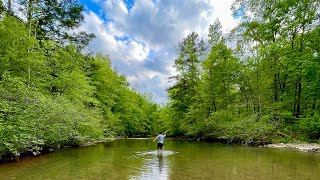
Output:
[80, 138, 114, 147]
[262, 143, 320, 153]
[192, 136, 320, 153]
[0, 138, 114, 163]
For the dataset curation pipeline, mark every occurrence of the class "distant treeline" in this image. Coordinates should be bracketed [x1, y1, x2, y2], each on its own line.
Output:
[0, 1, 159, 159]
[156, 0, 320, 143]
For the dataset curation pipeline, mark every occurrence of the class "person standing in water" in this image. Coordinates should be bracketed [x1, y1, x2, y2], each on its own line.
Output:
[153, 130, 168, 153]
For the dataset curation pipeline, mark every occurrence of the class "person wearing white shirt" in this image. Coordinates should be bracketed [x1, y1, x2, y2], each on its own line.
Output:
[152, 130, 168, 153]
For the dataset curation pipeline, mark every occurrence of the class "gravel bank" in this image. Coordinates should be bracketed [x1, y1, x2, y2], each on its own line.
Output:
[263, 143, 320, 152]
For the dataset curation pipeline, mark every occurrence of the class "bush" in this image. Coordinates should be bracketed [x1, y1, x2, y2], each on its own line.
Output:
[204, 112, 279, 143]
[0, 75, 104, 159]
[297, 115, 320, 140]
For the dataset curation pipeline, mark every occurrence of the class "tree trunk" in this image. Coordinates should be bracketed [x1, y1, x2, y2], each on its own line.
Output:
[8, 0, 13, 14]
[312, 98, 316, 110]
[273, 72, 278, 102]
[293, 77, 302, 117]
[212, 99, 216, 112]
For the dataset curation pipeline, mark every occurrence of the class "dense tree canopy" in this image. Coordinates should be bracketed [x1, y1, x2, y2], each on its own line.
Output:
[161, 0, 320, 143]
[0, 8, 158, 159]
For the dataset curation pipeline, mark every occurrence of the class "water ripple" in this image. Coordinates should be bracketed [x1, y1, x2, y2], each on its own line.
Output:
[135, 150, 177, 157]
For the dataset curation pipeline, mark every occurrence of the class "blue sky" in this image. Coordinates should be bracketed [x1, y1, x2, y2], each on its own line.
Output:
[77, 0, 238, 104]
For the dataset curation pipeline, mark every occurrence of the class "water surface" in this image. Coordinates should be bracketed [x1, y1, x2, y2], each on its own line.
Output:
[0, 139, 319, 179]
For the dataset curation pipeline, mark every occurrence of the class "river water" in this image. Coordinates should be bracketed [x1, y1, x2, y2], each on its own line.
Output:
[0, 138, 319, 179]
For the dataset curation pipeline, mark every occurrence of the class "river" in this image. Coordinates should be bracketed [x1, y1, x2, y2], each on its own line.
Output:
[0, 138, 319, 179]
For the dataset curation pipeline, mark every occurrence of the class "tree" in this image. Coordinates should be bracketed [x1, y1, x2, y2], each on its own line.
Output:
[10, 0, 94, 46]
[0, 15, 159, 158]
[168, 32, 206, 136]
[232, 0, 320, 117]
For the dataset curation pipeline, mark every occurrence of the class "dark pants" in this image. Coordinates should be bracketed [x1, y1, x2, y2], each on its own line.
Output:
[157, 143, 163, 149]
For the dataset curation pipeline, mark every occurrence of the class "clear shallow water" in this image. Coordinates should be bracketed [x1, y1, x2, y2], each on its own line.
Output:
[0, 139, 319, 180]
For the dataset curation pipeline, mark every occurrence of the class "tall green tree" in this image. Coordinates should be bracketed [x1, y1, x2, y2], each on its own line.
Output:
[203, 19, 240, 115]
[168, 32, 206, 135]
[232, 0, 320, 117]
[5, 0, 95, 46]
[164, 0, 320, 141]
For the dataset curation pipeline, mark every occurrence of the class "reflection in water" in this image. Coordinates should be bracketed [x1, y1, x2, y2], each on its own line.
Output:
[131, 150, 176, 180]
[157, 153, 164, 174]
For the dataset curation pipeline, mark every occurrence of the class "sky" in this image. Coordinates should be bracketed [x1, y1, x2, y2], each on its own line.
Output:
[77, 0, 239, 104]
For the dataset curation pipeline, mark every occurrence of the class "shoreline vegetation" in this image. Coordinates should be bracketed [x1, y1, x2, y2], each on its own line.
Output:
[0, 138, 114, 163]
[156, 0, 320, 149]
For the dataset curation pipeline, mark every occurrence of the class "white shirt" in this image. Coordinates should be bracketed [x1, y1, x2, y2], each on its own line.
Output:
[157, 134, 166, 143]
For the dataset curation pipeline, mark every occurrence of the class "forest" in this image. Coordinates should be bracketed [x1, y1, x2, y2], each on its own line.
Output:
[0, 0, 159, 159]
[0, 0, 320, 160]
[158, 0, 320, 144]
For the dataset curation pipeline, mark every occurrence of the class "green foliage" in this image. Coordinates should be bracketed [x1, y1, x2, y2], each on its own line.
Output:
[15, 0, 93, 44]
[0, 74, 104, 157]
[164, 0, 320, 143]
[0, 16, 45, 82]
[204, 113, 278, 142]
[0, 14, 158, 159]
[292, 114, 320, 140]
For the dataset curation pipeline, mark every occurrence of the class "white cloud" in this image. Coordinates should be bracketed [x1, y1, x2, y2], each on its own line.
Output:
[80, 12, 150, 63]
[79, 0, 238, 103]
[106, 22, 124, 37]
[104, 0, 128, 21]
[209, 0, 239, 33]
[125, 41, 150, 63]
